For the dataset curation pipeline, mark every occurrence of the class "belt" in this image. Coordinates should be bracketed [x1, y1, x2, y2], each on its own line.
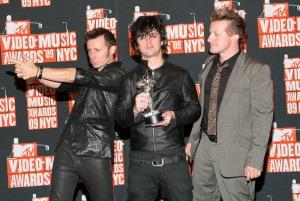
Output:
[202, 132, 217, 143]
[130, 155, 185, 167]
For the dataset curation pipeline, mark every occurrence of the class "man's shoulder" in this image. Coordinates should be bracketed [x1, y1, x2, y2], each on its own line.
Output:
[122, 65, 140, 80]
[108, 61, 125, 70]
[242, 52, 267, 67]
[238, 52, 271, 76]
[165, 61, 188, 74]
[101, 61, 126, 76]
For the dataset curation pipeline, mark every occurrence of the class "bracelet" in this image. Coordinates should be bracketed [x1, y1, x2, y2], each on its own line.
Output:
[35, 66, 40, 78]
[37, 66, 43, 79]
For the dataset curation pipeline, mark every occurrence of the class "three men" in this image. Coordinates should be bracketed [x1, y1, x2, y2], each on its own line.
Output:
[116, 15, 201, 201]
[187, 8, 273, 201]
[9, 7, 273, 201]
[10, 28, 125, 201]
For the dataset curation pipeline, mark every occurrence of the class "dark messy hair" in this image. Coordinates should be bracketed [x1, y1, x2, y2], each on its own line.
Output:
[130, 15, 168, 52]
[84, 27, 116, 48]
[210, 7, 246, 44]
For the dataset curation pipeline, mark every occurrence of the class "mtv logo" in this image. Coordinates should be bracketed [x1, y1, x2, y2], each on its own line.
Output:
[13, 143, 37, 158]
[214, 1, 232, 10]
[86, 8, 104, 19]
[133, 11, 158, 22]
[284, 58, 300, 68]
[271, 128, 296, 142]
[6, 21, 30, 35]
[264, 3, 289, 18]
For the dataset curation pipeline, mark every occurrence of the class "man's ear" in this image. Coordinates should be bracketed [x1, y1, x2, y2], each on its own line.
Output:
[161, 39, 167, 48]
[109, 45, 116, 55]
[231, 34, 239, 42]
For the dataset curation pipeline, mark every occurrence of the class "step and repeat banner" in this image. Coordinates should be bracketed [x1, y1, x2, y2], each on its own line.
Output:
[1, 0, 300, 200]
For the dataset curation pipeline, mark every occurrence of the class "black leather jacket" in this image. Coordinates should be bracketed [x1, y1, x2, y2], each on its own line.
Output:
[116, 61, 201, 151]
[55, 61, 125, 158]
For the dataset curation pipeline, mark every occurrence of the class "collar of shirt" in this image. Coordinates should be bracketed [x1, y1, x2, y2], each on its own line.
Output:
[213, 49, 241, 71]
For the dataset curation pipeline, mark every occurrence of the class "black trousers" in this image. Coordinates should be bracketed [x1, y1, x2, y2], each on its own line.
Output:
[49, 142, 114, 201]
[128, 158, 192, 201]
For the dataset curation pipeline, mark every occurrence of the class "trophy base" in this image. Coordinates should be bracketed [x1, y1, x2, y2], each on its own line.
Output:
[144, 112, 164, 126]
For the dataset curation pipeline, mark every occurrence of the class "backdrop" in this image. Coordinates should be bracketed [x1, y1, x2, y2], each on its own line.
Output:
[1, 0, 300, 200]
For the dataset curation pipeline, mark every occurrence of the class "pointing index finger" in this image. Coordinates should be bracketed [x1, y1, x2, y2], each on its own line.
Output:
[22, 54, 32, 62]
[8, 58, 22, 65]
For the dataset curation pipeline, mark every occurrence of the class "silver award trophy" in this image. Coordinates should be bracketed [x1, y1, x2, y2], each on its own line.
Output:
[136, 69, 163, 126]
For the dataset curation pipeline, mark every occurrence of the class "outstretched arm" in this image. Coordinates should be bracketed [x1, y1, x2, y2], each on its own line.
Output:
[37, 79, 61, 89]
[9, 55, 76, 84]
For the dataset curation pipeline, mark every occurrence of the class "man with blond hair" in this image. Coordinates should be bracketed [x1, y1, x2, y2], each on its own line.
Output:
[187, 8, 273, 201]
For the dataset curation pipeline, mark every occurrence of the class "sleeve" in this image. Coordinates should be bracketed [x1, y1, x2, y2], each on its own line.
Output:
[173, 71, 201, 127]
[73, 68, 124, 93]
[245, 63, 273, 171]
[116, 76, 138, 129]
[55, 82, 80, 92]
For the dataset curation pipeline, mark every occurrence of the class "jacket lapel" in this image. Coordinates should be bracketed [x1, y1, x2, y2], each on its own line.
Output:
[219, 51, 246, 112]
[200, 56, 214, 114]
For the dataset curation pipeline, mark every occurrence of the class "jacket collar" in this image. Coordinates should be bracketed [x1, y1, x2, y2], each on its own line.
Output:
[103, 61, 122, 70]
[212, 49, 241, 70]
[91, 61, 122, 72]
[140, 59, 166, 71]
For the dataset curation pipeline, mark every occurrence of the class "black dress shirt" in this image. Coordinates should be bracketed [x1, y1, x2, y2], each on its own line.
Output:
[201, 50, 241, 134]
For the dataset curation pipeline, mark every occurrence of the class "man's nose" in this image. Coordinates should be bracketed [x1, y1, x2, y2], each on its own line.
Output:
[90, 51, 96, 59]
[145, 35, 151, 43]
[207, 34, 212, 42]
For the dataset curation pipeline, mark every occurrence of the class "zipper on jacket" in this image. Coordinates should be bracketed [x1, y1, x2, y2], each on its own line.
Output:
[153, 127, 157, 151]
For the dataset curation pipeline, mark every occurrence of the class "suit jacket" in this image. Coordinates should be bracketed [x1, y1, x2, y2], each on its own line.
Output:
[189, 51, 273, 177]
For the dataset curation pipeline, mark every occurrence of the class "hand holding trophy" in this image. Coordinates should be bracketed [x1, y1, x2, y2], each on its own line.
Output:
[136, 69, 163, 126]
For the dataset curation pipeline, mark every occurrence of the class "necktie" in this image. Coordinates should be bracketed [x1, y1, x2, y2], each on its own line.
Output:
[207, 62, 229, 135]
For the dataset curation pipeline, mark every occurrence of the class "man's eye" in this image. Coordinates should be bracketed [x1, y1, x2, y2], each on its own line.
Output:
[150, 33, 157, 38]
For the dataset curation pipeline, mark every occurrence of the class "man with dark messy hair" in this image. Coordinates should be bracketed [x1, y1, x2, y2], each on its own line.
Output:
[187, 7, 273, 201]
[130, 15, 168, 53]
[10, 27, 125, 201]
[117, 15, 200, 201]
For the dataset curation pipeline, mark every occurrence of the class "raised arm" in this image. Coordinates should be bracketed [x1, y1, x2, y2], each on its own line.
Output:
[10, 55, 76, 83]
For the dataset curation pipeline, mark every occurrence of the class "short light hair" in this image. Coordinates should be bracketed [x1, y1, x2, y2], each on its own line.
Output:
[210, 7, 246, 43]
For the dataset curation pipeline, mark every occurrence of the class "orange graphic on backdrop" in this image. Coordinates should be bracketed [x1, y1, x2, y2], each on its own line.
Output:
[21, 0, 51, 7]
[0, 97, 16, 127]
[7, 142, 54, 188]
[266, 127, 300, 173]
